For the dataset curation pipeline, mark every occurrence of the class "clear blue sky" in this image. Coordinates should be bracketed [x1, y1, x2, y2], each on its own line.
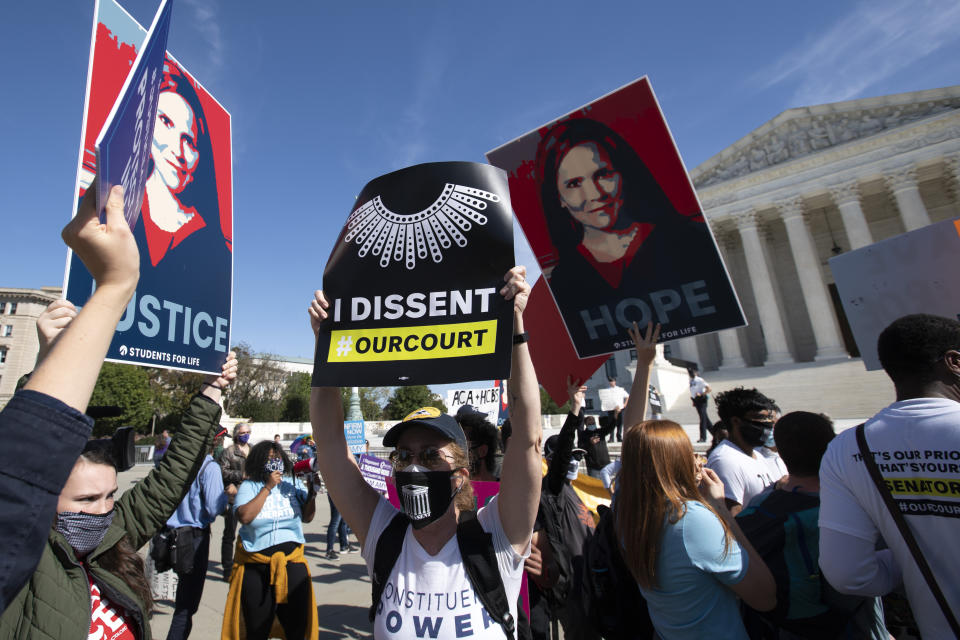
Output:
[2, 0, 959, 382]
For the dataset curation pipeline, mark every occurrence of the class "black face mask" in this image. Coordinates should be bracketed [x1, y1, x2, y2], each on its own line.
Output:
[738, 418, 774, 448]
[394, 465, 461, 529]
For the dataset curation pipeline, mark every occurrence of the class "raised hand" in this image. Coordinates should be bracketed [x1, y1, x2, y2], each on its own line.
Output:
[61, 181, 139, 294]
[500, 266, 530, 316]
[566, 376, 587, 416]
[308, 290, 330, 338]
[35, 299, 78, 364]
[628, 321, 661, 367]
[206, 351, 238, 390]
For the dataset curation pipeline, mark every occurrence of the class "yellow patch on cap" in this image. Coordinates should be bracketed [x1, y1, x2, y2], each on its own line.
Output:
[403, 406, 442, 422]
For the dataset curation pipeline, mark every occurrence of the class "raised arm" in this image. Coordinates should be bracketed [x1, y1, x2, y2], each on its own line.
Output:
[0, 183, 137, 613]
[308, 290, 380, 548]
[545, 378, 586, 496]
[497, 266, 542, 553]
[621, 322, 660, 431]
[119, 354, 237, 549]
[25, 183, 139, 412]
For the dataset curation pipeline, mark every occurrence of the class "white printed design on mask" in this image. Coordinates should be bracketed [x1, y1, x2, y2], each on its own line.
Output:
[400, 485, 431, 521]
[343, 184, 499, 270]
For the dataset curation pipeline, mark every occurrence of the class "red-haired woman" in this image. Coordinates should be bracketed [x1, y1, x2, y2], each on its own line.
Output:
[615, 418, 775, 639]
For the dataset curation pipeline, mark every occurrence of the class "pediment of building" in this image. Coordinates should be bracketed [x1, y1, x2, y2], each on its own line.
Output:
[691, 86, 960, 189]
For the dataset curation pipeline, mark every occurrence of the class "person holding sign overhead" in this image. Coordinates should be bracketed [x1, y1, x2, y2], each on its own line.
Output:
[309, 266, 540, 639]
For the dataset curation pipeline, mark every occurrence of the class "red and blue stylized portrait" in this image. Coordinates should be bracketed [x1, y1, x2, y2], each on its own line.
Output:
[65, 0, 233, 374]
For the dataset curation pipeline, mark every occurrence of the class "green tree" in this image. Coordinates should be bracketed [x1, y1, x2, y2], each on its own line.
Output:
[382, 385, 447, 420]
[147, 367, 206, 431]
[540, 386, 569, 415]
[226, 343, 288, 422]
[89, 363, 155, 436]
[281, 372, 311, 422]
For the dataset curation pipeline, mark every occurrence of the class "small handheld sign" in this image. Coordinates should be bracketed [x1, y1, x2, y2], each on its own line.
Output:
[344, 420, 366, 455]
[94, 0, 172, 228]
[313, 162, 516, 387]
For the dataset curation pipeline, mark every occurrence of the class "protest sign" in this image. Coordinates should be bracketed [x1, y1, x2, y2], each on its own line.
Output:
[487, 77, 744, 358]
[526, 277, 610, 406]
[344, 420, 366, 455]
[830, 218, 960, 370]
[94, 0, 171, 228]
[313, 162, 515, 387]
[359, 453, 392, 496]
[597, 387, 622, 412]
[64, 0, 234, 375]
[446, 383, 501, 423]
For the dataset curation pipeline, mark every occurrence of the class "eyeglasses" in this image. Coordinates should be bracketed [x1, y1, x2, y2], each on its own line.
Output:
[389, 447, 457, 471]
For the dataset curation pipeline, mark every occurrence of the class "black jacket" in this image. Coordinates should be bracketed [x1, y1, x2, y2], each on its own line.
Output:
[0, 391, 93, 614]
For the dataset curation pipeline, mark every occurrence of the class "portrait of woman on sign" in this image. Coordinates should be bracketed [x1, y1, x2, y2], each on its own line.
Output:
[488, 78, 744, 357]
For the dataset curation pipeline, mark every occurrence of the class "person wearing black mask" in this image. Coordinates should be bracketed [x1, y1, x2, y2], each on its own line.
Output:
[308, 266, 541, 639]
[705, 387, 785, 515]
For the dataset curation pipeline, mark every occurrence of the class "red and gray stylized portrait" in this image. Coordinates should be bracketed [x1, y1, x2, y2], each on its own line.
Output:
[488, 78, 744, 357]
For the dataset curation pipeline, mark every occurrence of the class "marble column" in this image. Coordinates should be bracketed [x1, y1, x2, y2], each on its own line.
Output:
[713, 232, 747, 368]
[734, 211, 793, 364]
[885, 166, 931, 231]
[828, 180, 873, 249]
[717, 329, 746, 369]
[673, 336, 701, 368]
[777, 198, 848, 360]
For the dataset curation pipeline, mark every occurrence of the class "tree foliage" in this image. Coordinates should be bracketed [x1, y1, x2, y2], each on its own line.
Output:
[540, 386, 569, 415]
[226, 343, 289, 422]
[89, 363, 155, 436]
[281, 372, 311, 422]
[382, 385, 447, 420]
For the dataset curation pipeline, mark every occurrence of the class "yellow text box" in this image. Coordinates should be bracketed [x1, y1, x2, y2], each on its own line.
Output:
[885, 477, 960, 498]
[328, 320, 498, 363]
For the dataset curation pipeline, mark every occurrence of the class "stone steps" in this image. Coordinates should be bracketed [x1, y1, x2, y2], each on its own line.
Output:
[660, 358, 895, 425]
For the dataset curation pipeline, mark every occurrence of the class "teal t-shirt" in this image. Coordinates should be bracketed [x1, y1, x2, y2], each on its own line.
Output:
[638, 501, 749, 640]
[235, 477, 308, 552]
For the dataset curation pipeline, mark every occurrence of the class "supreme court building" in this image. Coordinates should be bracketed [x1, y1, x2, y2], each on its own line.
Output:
[585, 85, 960, 415]
[666, 84, 960, 371]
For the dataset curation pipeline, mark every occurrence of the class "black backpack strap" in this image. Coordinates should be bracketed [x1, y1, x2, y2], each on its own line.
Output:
[457, 511, 516, 640]
[369, 512, 410, 622]
[855, 423, 960, 636]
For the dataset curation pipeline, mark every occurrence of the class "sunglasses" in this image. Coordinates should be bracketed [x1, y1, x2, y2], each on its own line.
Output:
[389, 446, 457, 472]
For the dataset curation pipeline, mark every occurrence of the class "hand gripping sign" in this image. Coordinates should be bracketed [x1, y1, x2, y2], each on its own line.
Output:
[313, 162, 516, 387]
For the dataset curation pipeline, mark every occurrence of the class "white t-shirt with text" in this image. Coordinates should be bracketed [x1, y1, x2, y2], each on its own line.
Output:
[819, 398, 960, 639]
[363, 494, 527, 639]
[707, 439, 782, 507]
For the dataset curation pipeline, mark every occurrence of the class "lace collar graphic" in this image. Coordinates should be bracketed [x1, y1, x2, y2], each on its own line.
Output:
[343, 184, 500, 270]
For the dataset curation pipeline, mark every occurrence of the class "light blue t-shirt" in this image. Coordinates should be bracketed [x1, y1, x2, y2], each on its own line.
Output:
[638, 501, 749, 640]
[235, 477, 308, 552]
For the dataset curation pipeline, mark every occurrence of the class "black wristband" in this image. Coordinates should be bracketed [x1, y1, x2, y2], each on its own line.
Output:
[512, 332, 529, 345]
[201, 381, 222, 391]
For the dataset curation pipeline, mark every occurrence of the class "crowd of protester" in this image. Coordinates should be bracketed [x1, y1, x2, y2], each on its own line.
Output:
[0, 180, 957, 640]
